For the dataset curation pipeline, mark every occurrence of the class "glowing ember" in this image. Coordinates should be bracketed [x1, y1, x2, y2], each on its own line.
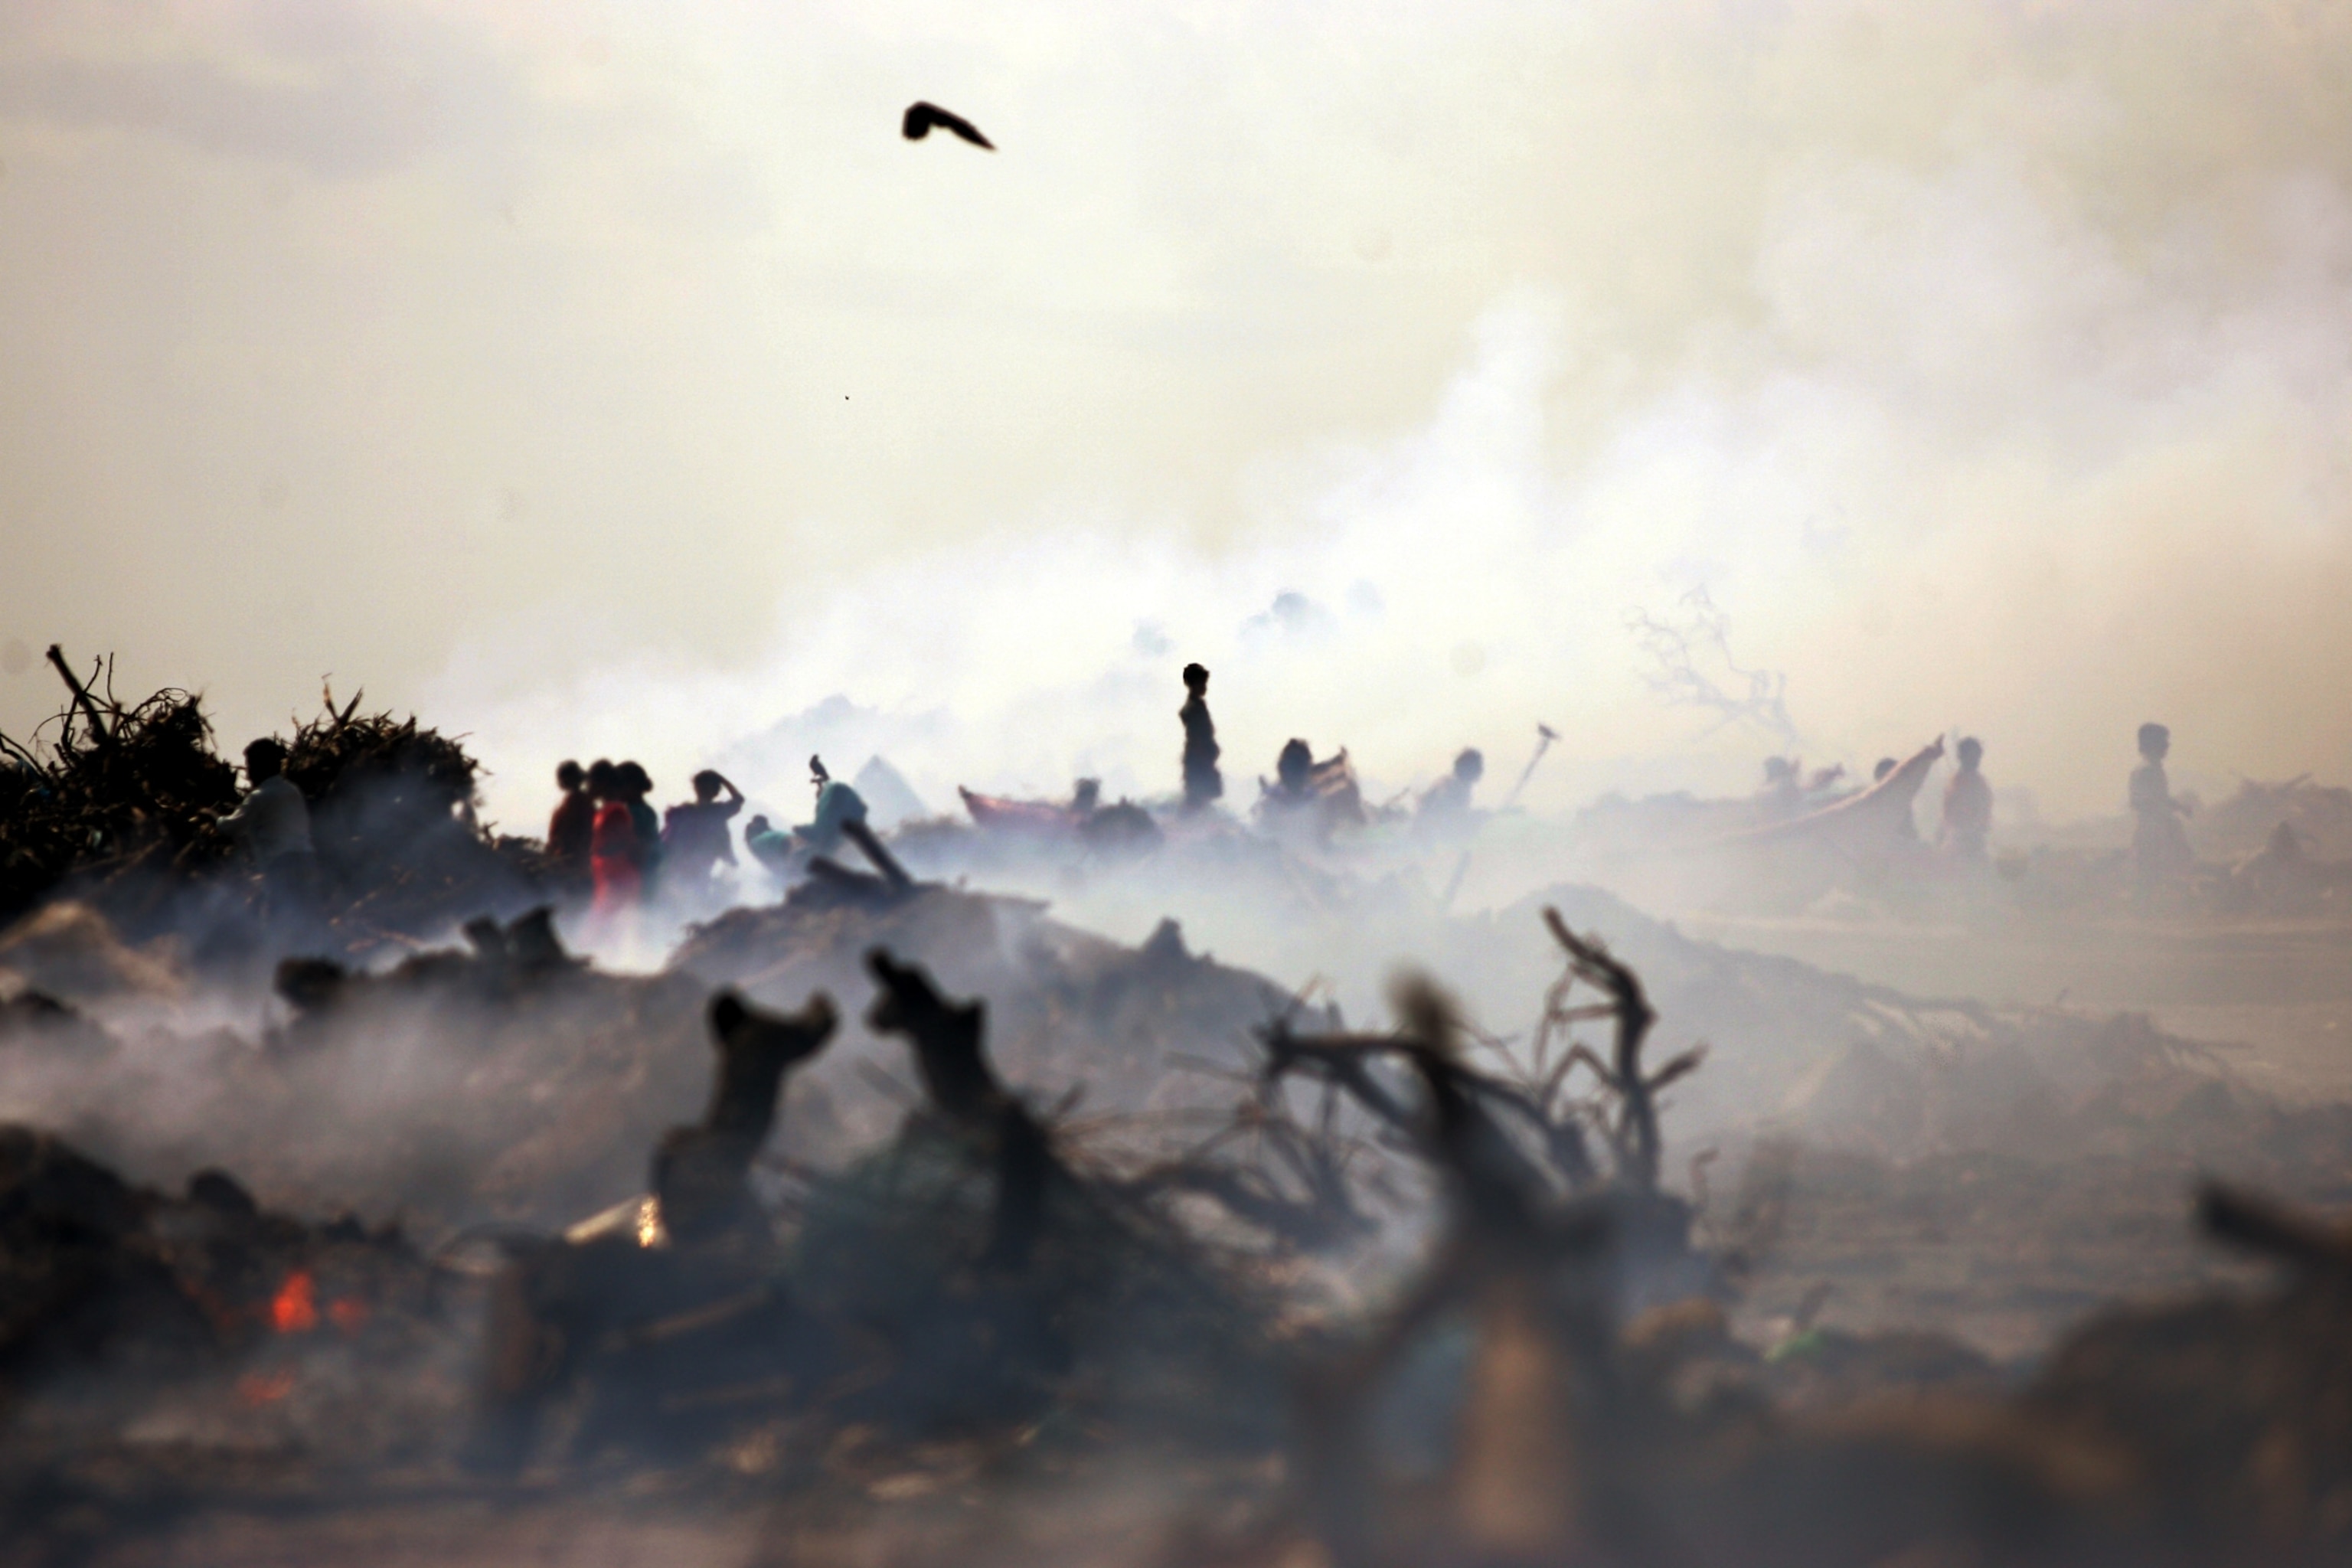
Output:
[235, 1367, 298, 1406]
[270, 1269, 318, 1334]
[636, 1197, 663, 1248]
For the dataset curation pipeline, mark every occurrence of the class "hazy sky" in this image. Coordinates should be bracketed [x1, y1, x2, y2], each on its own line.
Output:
[3, 0, 2349, 825]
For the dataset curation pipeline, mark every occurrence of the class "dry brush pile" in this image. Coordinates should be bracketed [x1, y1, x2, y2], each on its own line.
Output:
[0, 655, 547, 956]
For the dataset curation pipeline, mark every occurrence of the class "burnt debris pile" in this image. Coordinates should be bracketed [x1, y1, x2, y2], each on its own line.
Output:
[0, 655, 544, 957]
[277, 697, 547, 944]
[672, 882, 1305, 1167]
[5, 665, 2352, 1563]
[0, 1125, 449, 1553]
[0, 906, 2342, 1563]
[0, 653, 240, 933]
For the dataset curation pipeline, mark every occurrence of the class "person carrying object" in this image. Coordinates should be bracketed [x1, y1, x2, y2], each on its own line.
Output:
[1416, 747, 1486, 841]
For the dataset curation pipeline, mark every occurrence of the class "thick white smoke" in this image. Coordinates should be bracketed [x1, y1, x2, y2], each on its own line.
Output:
[3, 1, 2347, 833]
[440, 139, 2352, 838]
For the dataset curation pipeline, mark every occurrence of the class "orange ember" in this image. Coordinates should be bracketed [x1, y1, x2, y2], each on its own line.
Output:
[270, 1269, 319, 1334]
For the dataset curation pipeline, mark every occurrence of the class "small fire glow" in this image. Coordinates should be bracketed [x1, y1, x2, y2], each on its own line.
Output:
[270, 1270, 318, 1334]
[328, 1296, 370, 1334]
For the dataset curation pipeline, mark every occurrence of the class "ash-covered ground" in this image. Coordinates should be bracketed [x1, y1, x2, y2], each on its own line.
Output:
[3, 674, 2350, 1567]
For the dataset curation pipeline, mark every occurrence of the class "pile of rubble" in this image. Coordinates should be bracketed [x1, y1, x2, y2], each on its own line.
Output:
[0, 654, 241, 934]
[4, 907, 2348, 1566]
[0, 657, 546, 962]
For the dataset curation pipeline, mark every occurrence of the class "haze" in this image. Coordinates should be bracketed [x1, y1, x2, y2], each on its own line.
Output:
[3, 0, 2348, 831]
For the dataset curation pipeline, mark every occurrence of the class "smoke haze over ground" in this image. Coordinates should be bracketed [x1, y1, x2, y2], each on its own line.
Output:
[4, 1, 2350, 831]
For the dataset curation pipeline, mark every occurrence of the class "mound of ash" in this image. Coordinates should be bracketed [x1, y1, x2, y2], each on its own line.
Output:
[1400, 885, 2337, 1171]
[671, 874, 1308, 1168]
[2196, 774, 2352, 864]
[2022, 1184, 2352, 1550]
[1426, 892, 2352, 1357]
[0, 875, 1308, 1240]
[2, 910, 2351, 1566]
[0, 1126, 452, 1558]
[0, 909, 705, 1234]
[0, 656, 546, 962]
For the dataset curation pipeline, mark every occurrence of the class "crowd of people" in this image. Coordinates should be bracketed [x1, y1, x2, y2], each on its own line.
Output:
[498, 665, 2209, 925]
[534, 754, 867, 937]
[188, 652, 2239, 941]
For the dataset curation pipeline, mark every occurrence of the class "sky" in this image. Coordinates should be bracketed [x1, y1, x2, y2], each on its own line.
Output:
[2, 0, 2349, 828]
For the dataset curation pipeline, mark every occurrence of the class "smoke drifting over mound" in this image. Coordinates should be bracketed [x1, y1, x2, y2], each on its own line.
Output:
[3, 2, 2347, 829]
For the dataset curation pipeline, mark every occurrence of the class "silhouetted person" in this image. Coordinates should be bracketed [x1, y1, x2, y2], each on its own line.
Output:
[1939, 737, 1993, 861]
[1258, 737, 1369, 844]
[2131, 723, 2194, 894]
[662, 769, 745, 895]
[1866, 756, 1919, 841]
[618, 762, 662, 890]
[586, 760, 643, 924]
[1179, 663, 1223, 812]
[547, 760, 595, 890]
[1416, 748, 1485, 840]
[795, 755, 869, 857]
[220, 737, 318, 927]
[1270, 738, 1315, 805]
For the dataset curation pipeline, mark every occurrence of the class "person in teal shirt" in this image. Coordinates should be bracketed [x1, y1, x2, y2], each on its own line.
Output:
[795, 755, 869, 857]
[743, 815, 796, 882]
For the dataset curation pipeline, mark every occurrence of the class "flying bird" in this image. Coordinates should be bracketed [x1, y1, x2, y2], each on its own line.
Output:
[902, 101, 994, 151]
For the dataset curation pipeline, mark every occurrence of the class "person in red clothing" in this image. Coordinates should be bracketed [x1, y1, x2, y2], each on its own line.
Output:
[547, 760, 596, 895]
[586, 759, 643, 929]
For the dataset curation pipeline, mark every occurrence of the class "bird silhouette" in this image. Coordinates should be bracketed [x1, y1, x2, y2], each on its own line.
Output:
[902, 101, 994, 151]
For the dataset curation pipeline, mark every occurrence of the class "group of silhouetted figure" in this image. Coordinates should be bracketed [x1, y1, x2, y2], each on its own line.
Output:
[1174, 662, 1489, 848]
[1759, 719, 2199, 896]
[482, 659, 2219, 941]
[540, 754, 873, 935]
[544, 759, 732, 923]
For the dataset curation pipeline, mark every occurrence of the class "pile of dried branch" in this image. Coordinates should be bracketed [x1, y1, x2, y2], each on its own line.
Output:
[277, 688, 547, 942]
[283, 690, 479, 829]
[1, 658, 549, 951]
[0, 649, 240, 928]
